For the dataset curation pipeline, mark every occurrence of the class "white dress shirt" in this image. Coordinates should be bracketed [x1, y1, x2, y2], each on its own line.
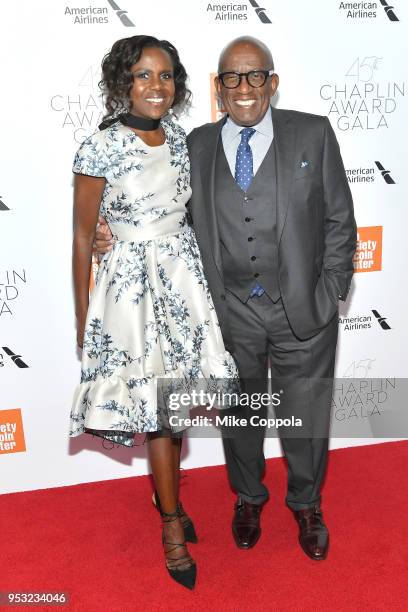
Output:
[221, 107, 274, 178]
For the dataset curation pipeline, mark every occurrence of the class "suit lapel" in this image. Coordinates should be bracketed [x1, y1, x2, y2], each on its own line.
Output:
[272, 109, 296, 243]
[196, 117, 226, 278]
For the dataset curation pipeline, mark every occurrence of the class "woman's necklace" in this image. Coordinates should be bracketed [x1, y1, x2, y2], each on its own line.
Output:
[119, 112, 161, 131]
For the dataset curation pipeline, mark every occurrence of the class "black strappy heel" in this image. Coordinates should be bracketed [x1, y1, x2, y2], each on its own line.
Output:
[161, 509, 197, 590]
[153, 490, 198, 544]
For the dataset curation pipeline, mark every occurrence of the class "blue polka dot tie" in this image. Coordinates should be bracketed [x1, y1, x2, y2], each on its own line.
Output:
[234, 128, 265, 298]
[235, 127, 256, 192]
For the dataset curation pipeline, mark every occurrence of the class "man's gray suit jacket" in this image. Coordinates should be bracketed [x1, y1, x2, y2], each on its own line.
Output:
[186, 108, 357, 351]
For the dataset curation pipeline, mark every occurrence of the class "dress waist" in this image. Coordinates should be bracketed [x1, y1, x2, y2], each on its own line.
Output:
[109, 213, 189, 243]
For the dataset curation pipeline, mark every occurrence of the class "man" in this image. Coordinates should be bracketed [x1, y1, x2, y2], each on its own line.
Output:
[96, 36, 356, 560]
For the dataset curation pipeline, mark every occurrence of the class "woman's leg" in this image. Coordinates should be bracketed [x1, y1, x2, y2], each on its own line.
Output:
[172, 437, 182, 498]
[147, 433, 193, 571]
[148, 434, 178, 512]
[170, 435, 198, 542]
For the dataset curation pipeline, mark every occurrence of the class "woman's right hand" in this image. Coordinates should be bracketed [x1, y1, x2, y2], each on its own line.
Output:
[94, 215, 114, 256]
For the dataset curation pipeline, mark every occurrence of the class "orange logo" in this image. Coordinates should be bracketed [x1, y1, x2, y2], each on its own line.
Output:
[0, 408, 26, 454]
[353, 226, 383, 272]
[210, 73, 225, 122]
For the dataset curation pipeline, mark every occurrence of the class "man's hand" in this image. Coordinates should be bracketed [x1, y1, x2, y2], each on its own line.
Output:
[94, 215, 114, 256]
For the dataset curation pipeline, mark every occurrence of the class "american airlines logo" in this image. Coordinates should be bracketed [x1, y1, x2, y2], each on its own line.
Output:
[339, 310, 392, 332]
[205, 1, 272, 23]
[379, 0, 399, 21]
[0, 347, 29, 368]
[374, 161, 396, 184]
[248, 0, 272, 23]
[64, 1, 135, 26]
[0, 196, 9, 211]
[106, 0, 135, 26]
[338, 1, 399, 21]
[371, 310, 391, 330]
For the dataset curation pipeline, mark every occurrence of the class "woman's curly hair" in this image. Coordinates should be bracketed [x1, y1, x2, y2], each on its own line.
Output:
[99, 35, 191, 120]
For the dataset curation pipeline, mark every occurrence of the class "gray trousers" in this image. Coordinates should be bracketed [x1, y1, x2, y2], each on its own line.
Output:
[222, 291, 338, 511]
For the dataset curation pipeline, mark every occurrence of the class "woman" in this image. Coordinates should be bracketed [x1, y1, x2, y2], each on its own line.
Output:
[70, 35, 239, 590]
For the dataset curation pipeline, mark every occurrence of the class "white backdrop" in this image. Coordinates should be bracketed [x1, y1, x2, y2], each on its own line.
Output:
[1, 0, 407, 494]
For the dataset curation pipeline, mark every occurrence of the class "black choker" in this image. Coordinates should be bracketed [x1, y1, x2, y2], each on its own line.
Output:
[120, 112, 161, 131]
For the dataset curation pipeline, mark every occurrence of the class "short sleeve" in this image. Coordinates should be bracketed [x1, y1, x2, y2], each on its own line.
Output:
[72, 131, 109, 178]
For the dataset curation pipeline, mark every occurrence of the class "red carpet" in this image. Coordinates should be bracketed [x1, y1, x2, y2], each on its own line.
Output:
[1, 441, 407, 611]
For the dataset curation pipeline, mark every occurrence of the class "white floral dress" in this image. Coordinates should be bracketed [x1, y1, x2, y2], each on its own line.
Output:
[70, 117, 239, 445]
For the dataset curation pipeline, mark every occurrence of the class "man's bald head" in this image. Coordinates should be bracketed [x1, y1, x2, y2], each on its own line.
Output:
[218, 36, 274, 73]
[215, 35, 279, 127]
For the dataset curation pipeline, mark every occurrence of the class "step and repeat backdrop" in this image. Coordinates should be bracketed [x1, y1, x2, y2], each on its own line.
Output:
[1, 1, 407, 494]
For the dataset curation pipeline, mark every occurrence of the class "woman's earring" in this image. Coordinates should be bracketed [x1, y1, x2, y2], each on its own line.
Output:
[168, 107, 174, 115]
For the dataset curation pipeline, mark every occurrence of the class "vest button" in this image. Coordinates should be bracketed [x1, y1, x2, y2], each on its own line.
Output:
[220, 294, 226, 300]
[245, 217, 251, 222]
[254, 273, 260, 278]
[248, 237, 253, 242]
[251, 256, 257, 261]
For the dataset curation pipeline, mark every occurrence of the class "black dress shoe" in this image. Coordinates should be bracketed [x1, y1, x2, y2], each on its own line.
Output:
[294, 506, 329, 560]
[232, 498, 262, 549]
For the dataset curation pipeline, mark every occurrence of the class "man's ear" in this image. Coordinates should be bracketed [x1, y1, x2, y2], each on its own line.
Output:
[270, 73, 279, 97]
[214, 76, 225, 114]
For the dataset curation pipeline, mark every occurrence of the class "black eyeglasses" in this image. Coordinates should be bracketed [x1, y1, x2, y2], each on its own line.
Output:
[218, 69, 274, 89]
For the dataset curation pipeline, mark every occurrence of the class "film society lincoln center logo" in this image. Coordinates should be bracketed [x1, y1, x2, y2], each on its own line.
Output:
[0, 409, 26, 455]
[353, 226, 382, 272]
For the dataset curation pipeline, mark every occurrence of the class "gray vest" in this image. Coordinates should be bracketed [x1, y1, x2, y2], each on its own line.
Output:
[214, 138, 280, 303]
